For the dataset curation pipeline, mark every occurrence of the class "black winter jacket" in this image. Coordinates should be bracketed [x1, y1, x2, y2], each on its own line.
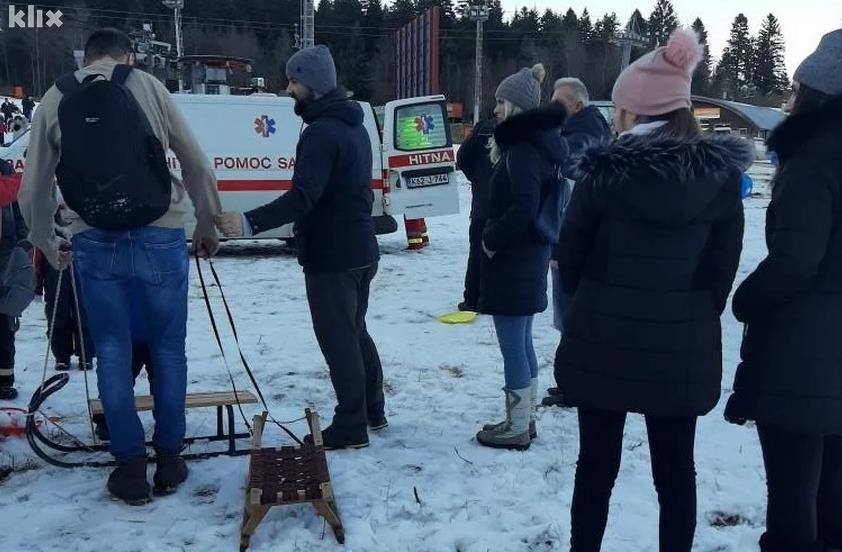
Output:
[457, 117, 496, 220]
[726, 95, 842, 435]
[558, 105, 613, 181]
[245, 90, 379, 273]
[478, 104, 568, 316]
[555, 131, 752, 417]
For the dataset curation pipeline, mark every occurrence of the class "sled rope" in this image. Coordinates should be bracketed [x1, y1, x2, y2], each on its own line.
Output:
[69, 265, 97, 444]
[195, 256, 304, 445]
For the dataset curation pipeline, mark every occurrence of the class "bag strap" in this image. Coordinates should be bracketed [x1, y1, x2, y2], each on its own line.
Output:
[111, 64, 133, 85]
[54, 73, 82, 96]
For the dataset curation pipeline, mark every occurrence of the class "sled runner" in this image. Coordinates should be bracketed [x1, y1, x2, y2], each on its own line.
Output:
[25, 257, 303, 468]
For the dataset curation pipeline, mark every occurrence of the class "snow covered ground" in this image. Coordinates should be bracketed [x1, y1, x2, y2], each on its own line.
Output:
[1, 165, 775, 552]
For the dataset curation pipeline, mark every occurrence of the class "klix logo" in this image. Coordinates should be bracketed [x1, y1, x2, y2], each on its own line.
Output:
[1, 5, 64, 30]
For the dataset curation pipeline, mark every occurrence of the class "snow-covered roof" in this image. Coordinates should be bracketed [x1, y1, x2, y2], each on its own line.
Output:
[692, 96, 786, 132]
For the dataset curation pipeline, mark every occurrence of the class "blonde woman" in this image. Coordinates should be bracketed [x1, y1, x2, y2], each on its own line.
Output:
[475, 64, 568, 450]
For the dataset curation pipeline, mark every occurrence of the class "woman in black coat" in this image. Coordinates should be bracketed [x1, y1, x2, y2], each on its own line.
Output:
[726, 30, 842, 552]
[555, 29, 752, 551]
[474, 64, 568, 451]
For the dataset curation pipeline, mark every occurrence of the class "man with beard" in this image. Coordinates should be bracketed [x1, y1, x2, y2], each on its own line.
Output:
[216, 45, 385, 450]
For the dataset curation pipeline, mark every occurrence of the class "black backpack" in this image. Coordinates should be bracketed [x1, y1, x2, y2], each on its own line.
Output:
[54, 64, 171, 231]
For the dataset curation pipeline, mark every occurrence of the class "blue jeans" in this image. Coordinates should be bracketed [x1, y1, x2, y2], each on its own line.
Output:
[73, 227, 189, 463]
[551, 266, 570, 333]
[492, 315, 538, 389]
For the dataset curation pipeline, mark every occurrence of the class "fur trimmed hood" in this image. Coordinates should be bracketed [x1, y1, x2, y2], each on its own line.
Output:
[493, 103, 568, 164]
[767, 94, 842, 163]
[579, 133, 754, 226]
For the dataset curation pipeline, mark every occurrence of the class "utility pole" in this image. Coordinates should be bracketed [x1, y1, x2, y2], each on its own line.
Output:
[300, 0, 315, 49]
[163, 0, 185, 91]
[469, 3, 489, 125]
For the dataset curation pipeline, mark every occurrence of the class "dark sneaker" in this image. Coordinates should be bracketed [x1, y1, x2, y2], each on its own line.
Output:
[369, 413, 389, 431]
[0, 386, 18, 400]
[153, 452, 188, 496]
[457, 302, 477, 312]
[304, 425, 369, 451]
[546, 387, 562, 396]
[54, 361, 70, 371]
[107, 458, 150, 505]
[78, 362, 94, 371]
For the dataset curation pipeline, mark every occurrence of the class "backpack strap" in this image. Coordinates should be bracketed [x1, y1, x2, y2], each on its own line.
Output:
[55, 72, 82, 96]
[111, 64, 134, 85]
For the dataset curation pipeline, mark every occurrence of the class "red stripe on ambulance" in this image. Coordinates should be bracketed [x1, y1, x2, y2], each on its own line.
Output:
[217, 179, 385, 192]
[388, 149, 454, 169]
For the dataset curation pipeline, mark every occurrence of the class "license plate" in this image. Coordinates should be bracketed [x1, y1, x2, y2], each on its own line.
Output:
[407, 173, 449, 189]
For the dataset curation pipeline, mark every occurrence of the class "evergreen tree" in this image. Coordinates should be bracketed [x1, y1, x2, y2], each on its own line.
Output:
[362, 0, 384, 56]
[721, 13, 755, 98]
[753, 13, 789, 96]
[577, 9, 593, 44]
[540, 9, 562, 34]
[562, 8, 578, 34]
[691, 18, 712, 95]
[511, 7, 540, 36]
[386, 0, 416, 28]
[336, 23, 371, 98]
[648, 0, 679, 47]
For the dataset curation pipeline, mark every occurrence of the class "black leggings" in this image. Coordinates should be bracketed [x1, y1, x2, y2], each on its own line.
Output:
[758, 424, 842, 549]
[571, 408, 698, 552]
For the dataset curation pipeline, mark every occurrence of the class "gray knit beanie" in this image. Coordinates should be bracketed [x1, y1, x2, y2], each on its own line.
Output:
[285, 45, 337, 95]
[495, 64, 546, 111]
[794, 29, 842, 96]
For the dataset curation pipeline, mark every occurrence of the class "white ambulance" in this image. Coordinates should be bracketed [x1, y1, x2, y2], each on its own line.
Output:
[1, 93, 460, 239]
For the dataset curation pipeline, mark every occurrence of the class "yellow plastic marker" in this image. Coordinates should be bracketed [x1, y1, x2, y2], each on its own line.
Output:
[437, 311, 478, 324]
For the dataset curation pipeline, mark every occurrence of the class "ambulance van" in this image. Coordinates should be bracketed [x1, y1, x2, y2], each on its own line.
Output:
[1, 93, 460, 239]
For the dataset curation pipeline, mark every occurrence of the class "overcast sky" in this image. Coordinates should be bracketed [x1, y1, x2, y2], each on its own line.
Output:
[498, 0, 841, 77]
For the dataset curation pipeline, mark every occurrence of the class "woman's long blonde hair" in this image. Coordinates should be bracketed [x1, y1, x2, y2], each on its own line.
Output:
[488, 100, 523, 165]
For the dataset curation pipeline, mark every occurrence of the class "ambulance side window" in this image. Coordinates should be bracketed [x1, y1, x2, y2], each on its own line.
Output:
[393, 102, 450, 152]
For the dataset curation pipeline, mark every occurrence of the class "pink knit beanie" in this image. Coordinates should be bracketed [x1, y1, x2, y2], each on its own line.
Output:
[612, 28, 703, 116]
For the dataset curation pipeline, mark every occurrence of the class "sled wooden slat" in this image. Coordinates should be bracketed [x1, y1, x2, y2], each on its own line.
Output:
[88, 390, 258, 415]
[240, 409, 345, 550]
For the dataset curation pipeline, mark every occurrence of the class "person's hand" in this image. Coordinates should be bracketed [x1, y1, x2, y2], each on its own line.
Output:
[191, 228, 220, 259]
[215, 212, 244, 237]
[56, 239, 73, 271]
[550, 260, 559, 270]
[482, 241, 495, 259]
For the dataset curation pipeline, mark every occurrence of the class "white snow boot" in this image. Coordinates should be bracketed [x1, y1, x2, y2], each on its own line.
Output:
[476, 387, 531, 450]
[529, 377, 538, 438]
[482, 378, 537, 438]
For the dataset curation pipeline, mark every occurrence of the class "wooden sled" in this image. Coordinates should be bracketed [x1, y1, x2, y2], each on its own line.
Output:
[240, 409, 344, 550]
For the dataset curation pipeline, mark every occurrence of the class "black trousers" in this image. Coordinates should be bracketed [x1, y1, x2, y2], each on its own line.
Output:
[571, 408, 698, 552]
[463, 217, 485, 308]
[44, 267, 95, 362]
[305, 264, 384, 433]
[0, 314, 16, 387]
[758, 424, 842, 549]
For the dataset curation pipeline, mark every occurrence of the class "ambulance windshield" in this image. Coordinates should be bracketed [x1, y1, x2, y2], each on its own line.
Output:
[394, 103, 449, 151]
